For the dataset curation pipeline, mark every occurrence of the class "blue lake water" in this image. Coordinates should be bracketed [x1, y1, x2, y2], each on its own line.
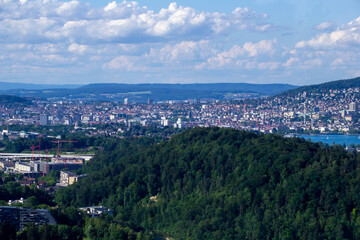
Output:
[297, 135, 360, 146]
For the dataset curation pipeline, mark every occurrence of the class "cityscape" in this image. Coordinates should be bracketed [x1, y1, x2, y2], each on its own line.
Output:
[0, 79, 360, 188]
[2, 79, 360, 240]
[2, 0, 360, 239]
[2, 85, 360, 139]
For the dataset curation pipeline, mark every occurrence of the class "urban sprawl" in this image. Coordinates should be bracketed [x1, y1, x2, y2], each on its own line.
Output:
[2, 87, 360, 137]
[1, 86, 360, 230]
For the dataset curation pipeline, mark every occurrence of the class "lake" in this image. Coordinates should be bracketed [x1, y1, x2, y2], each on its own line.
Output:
[297, 134, 360, 146]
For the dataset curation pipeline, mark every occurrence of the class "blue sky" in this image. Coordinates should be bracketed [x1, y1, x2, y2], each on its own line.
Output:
[1, 0, 360, 86]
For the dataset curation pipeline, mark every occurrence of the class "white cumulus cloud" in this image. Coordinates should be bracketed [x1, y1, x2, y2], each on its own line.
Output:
[0, 0, 273, 44]
[296, 17, 360, 49]
[314, 21, 335, 31]
[68, 43, 88, 54]
[104, 55, 145, 71]
[148, 40, 214, 64]
[198, 39, 277, 70]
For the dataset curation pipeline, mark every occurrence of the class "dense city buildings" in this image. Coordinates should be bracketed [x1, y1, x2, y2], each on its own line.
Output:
[1, 86, 360, 136]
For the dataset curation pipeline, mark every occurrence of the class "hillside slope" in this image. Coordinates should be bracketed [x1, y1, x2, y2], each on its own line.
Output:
[0, 81, 82, 90]
[55, 128, 360, 239]
[74, 83, 298, 101]
[2, 83, 297, 101]
[0, 95, 30, 105]
[279, 76, 360, 97]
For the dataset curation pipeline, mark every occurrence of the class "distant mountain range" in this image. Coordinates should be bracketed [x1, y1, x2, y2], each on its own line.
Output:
[0, 82, 297, 102]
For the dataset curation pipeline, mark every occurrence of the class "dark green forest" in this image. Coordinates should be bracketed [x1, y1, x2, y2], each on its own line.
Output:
[49, 127, 360, 239]
[0, 95, 30, 105]
[3, 128, 360, 239]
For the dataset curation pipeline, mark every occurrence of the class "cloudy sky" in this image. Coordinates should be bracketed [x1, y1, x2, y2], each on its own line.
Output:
[1, 0, 360, 86]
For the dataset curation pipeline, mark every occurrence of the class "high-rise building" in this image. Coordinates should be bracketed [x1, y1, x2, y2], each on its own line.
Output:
[124, 98, 129, 105]
[39, 114, 48, 125]
[56, 109, 64, 120]
[72, 113, 81, 122]
[349, 102, 358, 112]
[174, 118, 182, 128]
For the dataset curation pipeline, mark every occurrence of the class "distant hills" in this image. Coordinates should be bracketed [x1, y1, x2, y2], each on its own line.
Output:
[0, 81, 82, 90]
[73, 83, 298, 101]
[278, 76, 360, 97]
[0, 95, 30, 105]
[2, 76, 360, 102]
[0, 82, 297, 102]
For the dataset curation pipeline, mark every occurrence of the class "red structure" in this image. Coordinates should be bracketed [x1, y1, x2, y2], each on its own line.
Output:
[51, 140, 78, 157]
[29, 144, 39, 161]
[38, 135, 43, 160]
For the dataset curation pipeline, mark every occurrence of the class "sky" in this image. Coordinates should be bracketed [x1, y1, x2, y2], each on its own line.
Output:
[1, 0, 360, 86]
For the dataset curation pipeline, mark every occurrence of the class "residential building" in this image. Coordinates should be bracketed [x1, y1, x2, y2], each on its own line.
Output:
[0, 206, 56, 231]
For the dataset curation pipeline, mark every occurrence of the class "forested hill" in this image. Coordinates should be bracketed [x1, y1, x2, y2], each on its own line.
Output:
[73, 83, 297, 101]
[76, 83, 297, 96]
[279, 76, 360, 97]
[56, 128, 360, 239]
[0, 95, 30, 105]
[0, 83, 297, 102]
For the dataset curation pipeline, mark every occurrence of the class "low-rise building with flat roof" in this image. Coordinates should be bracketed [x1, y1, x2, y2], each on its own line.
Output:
[0, 206, 56, 230]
